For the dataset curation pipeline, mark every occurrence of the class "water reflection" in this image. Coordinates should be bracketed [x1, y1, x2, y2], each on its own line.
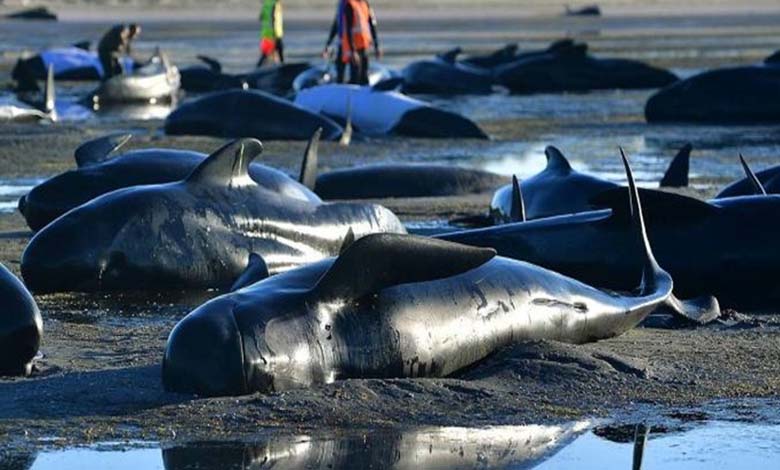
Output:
[0, 178, 43, 213]
[10, 418, 780, 469]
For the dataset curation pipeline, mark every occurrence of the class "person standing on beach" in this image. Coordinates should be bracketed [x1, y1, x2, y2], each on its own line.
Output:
[322, 0, 381, 85]
[258, 0, 285, 67]
[97, 23, 141, 80]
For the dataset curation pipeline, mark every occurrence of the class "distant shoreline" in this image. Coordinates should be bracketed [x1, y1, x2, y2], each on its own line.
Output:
[3, 1, 780, 22]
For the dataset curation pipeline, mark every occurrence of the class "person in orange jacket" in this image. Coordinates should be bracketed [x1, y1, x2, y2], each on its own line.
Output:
[322, 0, 382, 85]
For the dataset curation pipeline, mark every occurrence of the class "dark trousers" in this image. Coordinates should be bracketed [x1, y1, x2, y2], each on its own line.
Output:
[335, 47, 369, 85]
[99, 54, 122, 80]
[348, 49, 369, 85]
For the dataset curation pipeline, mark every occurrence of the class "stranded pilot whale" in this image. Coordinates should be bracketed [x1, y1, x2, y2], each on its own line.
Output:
[486, 143, 691, 223]
[0, 263, 42, 376]
[164, 89, 344, 141]
[162, 154, 674, 396]
[440, 159, 774, 309]
[645, 51, 780, 124]
[495, 40, 677, 94]
[294, 84, 488, 139]
[18, 132, 321, 231]
[21, 138, 404, 293]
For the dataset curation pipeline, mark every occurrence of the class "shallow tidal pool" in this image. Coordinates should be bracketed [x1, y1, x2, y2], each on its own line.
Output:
[10, 419, 780, 469]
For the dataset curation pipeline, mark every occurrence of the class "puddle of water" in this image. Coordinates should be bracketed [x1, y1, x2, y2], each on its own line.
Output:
[10, 419, 780, 469]
[0, 178, 43, 214]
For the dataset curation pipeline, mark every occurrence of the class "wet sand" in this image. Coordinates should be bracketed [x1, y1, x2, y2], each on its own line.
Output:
[1, 5, 780, 452]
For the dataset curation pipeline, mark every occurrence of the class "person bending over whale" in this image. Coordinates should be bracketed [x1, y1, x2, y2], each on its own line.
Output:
[97, 23, 141, 80]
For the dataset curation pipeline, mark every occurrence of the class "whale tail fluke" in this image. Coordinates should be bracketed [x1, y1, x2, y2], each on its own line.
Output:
[739, 154, 767, 195]
[299, 128, 321, 190]
[510, 175, 526, 222]
[659, 143, 691, 187]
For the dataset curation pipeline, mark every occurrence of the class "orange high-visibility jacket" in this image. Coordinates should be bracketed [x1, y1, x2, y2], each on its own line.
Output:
[341, 0, 372, 60]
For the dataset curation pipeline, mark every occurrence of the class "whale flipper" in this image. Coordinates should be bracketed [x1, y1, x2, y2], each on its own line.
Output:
[312, 234, 496, 302]
[230, 253, 270, 291]
[544, 146, 573, 174]
[74, 133, 133, 168]
[197, 55, 222, 73]
[739, 154, 767, 195]
[299, 128, 320, 190]
[659, 143, 692, 187]
[510, 175, 526, 222]
[186, 138, 263, 186]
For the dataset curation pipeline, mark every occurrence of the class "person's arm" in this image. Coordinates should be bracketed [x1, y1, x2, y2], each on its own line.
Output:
[344, 2, 355, 58]
[368, 4, 381, 58]
[322, 14, 338, 57]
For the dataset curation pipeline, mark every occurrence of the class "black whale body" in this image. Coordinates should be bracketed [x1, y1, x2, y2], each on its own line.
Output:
[164, 89, 344, 141]
[716, 164, 780, 198]
[179, 58, 309, 96]
[496, 41, 678, 94]
[162, 156, 674, 396]
[18, 134, 320, 231]
[488, 143, 691, 222]
[401, 50, 494, 95]
[0, 263, 42, 376]
[21, 138, 404, 293]
[645, 53, 780, 124]
[315, 164, 508, 199]
[444, 187, 780, 309]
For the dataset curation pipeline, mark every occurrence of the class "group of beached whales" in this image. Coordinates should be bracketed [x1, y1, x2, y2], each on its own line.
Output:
[4, 127, 780, 397]
[8, 38, 777, 129]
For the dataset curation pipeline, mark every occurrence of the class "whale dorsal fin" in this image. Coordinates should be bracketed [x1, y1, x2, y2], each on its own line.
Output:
[510, 175, 526, 222]
[339, 227, 356, 255]
[437, 47, 462, 64]
[544, 146, 573, 174]
[299, 128, 320, 190]
[186, 138, 262, 187]
[739, 154, 767, 195]
[312, 234, 496, 303]
[659, 143, 692, 187]
[74, 133, 133, 167]
[196, 55, 222, 73]
[764, 50, 780, 65]
[590, 186, 716, 223]
[230, 253, 269, 291]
